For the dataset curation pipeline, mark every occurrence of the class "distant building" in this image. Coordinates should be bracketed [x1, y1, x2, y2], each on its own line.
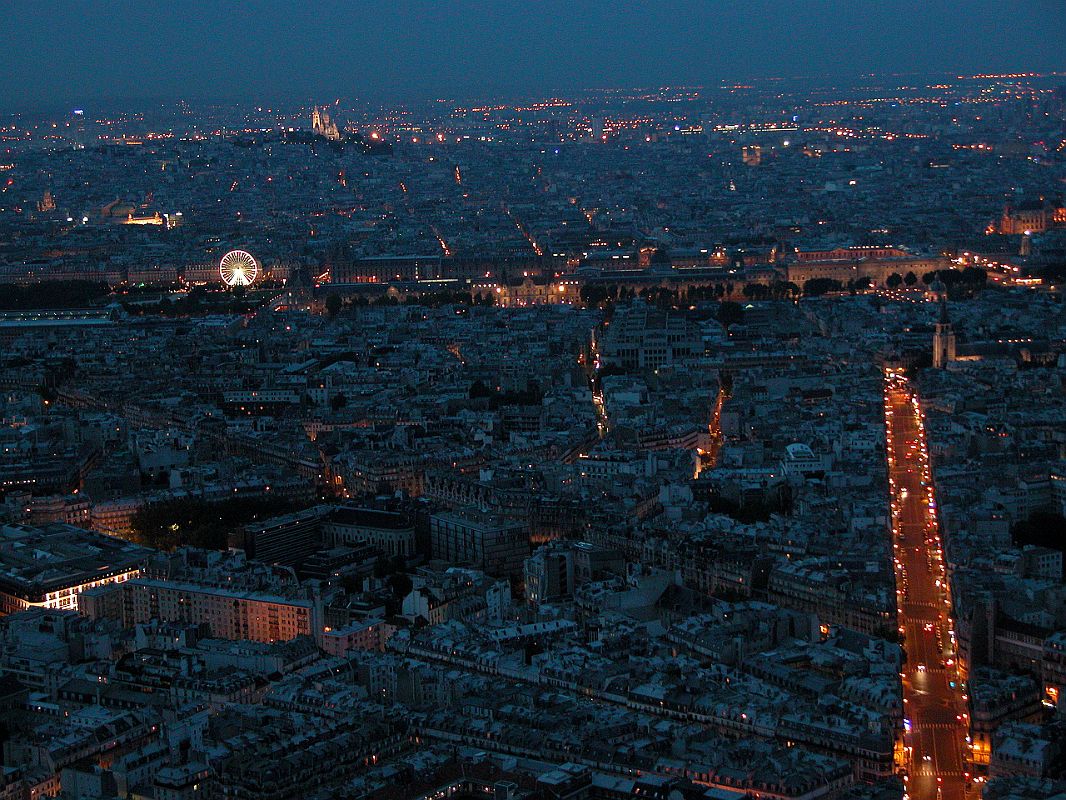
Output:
[430, 508, 528, 578]
[332, 254, 442, 283]
[320, 617, 393, 655]
[998, 201, 1050, 235]
[232, 505, 332, 566]
[989, 722, 1060, 778]
[323, 507, 416, 558]
[400, 566, 510, 625]
[598, 304, 702, 371]
[787, 246, 950, 286]
[933, 301, 956, 369]
[525, 540, 624, 607]
[311, 106, 342, 141]
[120, 551, 326, 644]
[471, 276, 581, 307]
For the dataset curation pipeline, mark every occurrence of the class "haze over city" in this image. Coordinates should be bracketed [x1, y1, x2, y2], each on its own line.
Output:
[2, 1, 1065, 107]
[0, 3, 1065, 800]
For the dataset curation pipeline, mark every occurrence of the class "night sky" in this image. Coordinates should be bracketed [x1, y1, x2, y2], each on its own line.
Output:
[2, 0, 1064, 109]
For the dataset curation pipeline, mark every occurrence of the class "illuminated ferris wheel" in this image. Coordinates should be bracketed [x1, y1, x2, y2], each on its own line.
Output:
[219, 250, 259, 287]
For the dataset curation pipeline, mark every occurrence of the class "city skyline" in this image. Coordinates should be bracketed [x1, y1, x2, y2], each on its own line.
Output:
[0, 10, 1065, 800]
[1, 0, 1065, 109]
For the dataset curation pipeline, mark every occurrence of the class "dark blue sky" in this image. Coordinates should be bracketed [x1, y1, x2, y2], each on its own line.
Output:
[2, 0, 1064, 109]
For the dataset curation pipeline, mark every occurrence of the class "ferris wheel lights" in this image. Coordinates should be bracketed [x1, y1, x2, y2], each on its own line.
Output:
[219, 250, 258, 287]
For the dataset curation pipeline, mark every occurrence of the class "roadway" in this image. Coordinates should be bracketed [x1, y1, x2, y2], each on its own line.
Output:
[884, 371, 974, 800]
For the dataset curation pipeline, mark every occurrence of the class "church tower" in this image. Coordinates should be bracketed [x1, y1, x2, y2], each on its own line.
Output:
[312, 106, 341, 141]
[933, 299, 956, 369]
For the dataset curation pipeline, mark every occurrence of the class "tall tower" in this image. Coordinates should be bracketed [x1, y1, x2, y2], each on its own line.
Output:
[933, 300, 956, 369]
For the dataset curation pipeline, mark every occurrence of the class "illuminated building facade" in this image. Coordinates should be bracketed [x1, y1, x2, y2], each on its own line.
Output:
[122, 577, 317, 643]
[470, 276, 580, 307]
[999, 202, 1050, 235]
[0, 522, 150, 615]
[794, 246, 911, 262]
[184, 259, 291, 286]
[311, 106, 342, 141]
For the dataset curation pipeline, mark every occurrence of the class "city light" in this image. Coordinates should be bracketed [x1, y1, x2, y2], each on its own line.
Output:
[885, 371, 973, 799]
[0, 25, 1060, 798]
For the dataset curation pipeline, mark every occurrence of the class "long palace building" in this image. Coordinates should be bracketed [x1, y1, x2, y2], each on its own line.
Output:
[786, 246, 951, 285]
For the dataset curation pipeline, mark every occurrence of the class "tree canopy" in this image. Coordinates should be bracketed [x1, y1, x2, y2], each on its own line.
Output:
[130, 496, 313, 551]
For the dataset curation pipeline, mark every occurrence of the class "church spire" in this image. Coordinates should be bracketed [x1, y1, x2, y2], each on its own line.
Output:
[933, 298, 955, 369]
